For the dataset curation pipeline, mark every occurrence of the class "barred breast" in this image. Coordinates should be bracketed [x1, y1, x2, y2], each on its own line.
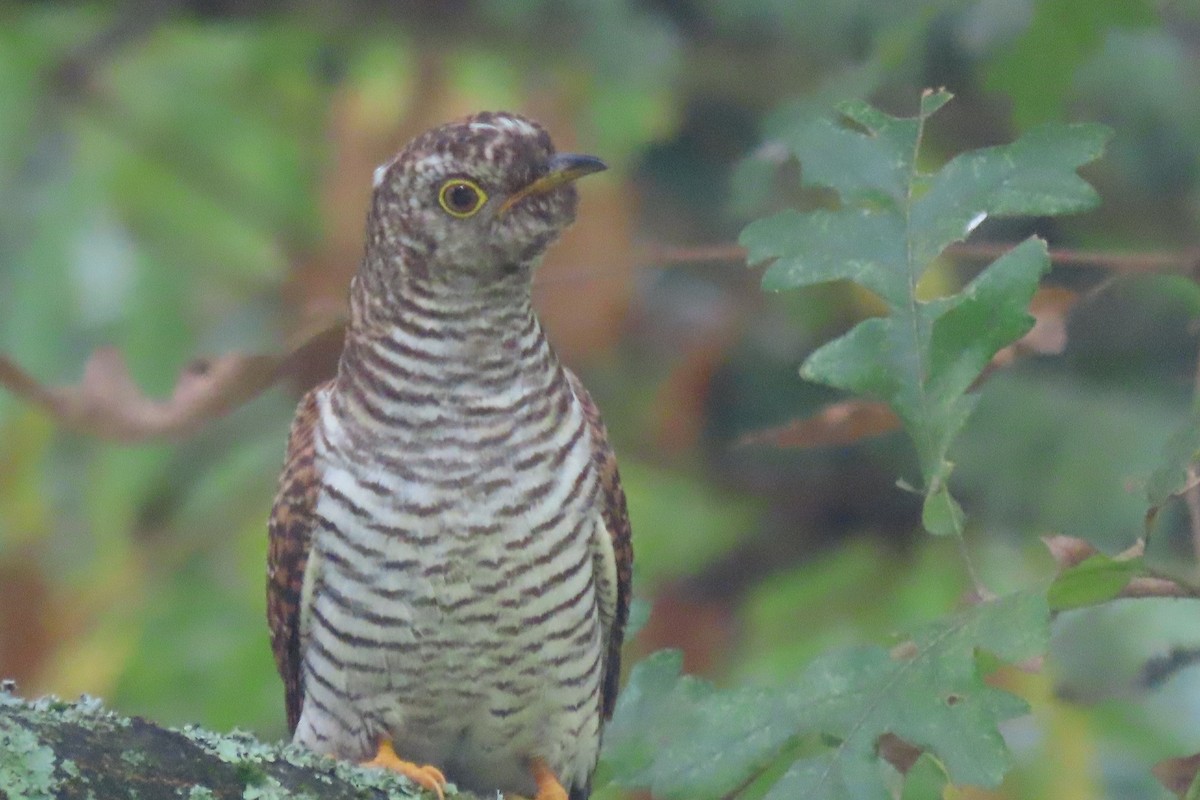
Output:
[292, 279, 606, 797]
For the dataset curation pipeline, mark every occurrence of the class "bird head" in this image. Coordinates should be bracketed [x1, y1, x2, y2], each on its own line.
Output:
[366, 112, 606, 288]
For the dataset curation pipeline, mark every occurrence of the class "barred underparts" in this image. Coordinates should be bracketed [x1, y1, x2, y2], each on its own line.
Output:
[267, 112, 632, 800]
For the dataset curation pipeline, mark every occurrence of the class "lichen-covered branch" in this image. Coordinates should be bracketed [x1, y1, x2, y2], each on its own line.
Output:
[0, 688, 485, 800]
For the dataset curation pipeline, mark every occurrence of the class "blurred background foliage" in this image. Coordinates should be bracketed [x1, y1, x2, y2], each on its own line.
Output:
[1, 1, 1199, 798]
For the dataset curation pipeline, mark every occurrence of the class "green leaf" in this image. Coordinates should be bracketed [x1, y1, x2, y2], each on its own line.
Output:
[987, 0, 1155, 127]
[740, 92, 1109, 531]
[604, 593, 1049, 800]
[602, 651, 793, 799]
[624, 598, 651, 639]
[911, 125, 1109, 267]
[927, 238, 1049, 400]
[901, 754, 950, 800]
[621, 460, 761, 587]
[1047, 553, 1142, 611]
[922, 484, 965, 537]
[1146, 410, 1200, 512]
[749, 210, 907, 304]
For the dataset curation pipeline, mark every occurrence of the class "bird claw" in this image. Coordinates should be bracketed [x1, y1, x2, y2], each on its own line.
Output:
[361, 739, 447, 800]
[526, 758, 568, 800]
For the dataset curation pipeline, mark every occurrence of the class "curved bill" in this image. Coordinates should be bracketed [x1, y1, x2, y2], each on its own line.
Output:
[498, 153, 607, 215]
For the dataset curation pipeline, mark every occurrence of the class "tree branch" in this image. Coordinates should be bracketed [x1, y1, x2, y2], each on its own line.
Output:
[0, 687, 483, 800]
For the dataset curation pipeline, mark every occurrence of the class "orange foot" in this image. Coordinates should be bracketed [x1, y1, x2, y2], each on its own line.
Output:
[527, 758, 568, 800]
[361, 739, 447, 800]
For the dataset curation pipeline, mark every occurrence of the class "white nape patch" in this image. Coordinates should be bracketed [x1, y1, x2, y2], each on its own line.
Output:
[414, 153, 452, 173]
[965, 211, 987, 235]
[469, 122, 500, 133]
[493, 115, 538, 137]
[373, 162, 390, 188]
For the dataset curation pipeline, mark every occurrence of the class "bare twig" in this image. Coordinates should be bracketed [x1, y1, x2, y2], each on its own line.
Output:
[949, 242, 1200, 275]
[46, 0, 182, 98]
[641, 243, 750, 266]
[642, 240, 1200, 275]
[0, 320, 343, 443]
[1118, 574, 1200, 601]
[1186, 344, 1200, 572]
[735, 400, 900, 449]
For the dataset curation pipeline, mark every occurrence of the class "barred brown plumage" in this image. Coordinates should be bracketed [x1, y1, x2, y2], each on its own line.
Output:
[266, 111, 631, 800]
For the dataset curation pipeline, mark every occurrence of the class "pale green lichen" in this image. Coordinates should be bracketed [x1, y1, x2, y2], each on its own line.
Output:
[174, 723, 438, 798]
[176, 725, 280, 764]
[328, 757, 447, 799]
[24, 692, 130, 729]
[1, 691, 481, 800]
[0, 719, 59, 800]
[243, 775, 316, 800]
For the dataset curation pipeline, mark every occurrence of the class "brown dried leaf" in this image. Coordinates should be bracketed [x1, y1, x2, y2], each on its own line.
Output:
[1024, 287, 1078, 352]
[1041, 535, 1148, 572]
[526, 90, 635, 362]
[277, 317, 346, 394]
[285, 50, 451, 325]
[1116, 538, 1147, 561]
[534, 179, 636, 362]
[0, 550, 55, 687]
[1042, 535, 1200, 602]
[889, 640, 919, 661]
[0, 320, 344, 443]
[651, 337, 737, 454]
[730, 284, 1077, 451]
[1040, 534, 1100, 571]
[737, 400, 901, 449]
[1120, 576, 1198, 600]
[636, 585, 733, 676]
[987, 286, 1078, 371]
[1012, 655, 1045, 673]
[876, 732, 923, 775]
[1154, 752, 1200, 798]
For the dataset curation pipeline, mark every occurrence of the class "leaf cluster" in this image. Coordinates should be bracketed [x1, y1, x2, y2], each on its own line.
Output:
[602, 93, 1138, 799]
[740, 91, 1109, 534]
[605, 594, 1048, 800]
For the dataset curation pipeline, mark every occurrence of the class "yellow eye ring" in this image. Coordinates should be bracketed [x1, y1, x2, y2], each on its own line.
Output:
[437, 179, 488, 218]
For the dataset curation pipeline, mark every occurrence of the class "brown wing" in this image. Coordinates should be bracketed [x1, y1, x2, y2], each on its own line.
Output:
[566, 370, 633, 721]
[267, 385, 325, 734]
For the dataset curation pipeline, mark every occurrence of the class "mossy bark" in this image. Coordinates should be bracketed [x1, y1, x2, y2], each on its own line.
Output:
[0, 690, 487, 800]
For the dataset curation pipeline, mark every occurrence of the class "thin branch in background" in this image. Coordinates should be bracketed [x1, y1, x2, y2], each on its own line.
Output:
[1187, 342, 1200, 573]
[1187, 464, 1200, 575]
[641, 241, 1200, 275]
[47, 0, 183, 97]
[45, 0, 327, 252]
[641, 243, 750, 266]
[1140, 646, 1200, 690]
[540, 239, 1200, 292]
[0, 321, 343, 442]
[949, 242, 1200, 275]
[0, 239, 1194, 444]
[1120, 574, 1200, 600]
[1043, 535, 1200, 602]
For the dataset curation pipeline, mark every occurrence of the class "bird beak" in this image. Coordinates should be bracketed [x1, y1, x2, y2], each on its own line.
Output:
[498, 153, 607, 215]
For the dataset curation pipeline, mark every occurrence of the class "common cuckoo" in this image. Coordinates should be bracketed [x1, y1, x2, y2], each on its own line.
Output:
[267, 111, 633, 800]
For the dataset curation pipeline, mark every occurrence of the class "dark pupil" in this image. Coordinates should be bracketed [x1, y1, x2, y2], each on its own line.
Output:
[447, 183, 478, 212]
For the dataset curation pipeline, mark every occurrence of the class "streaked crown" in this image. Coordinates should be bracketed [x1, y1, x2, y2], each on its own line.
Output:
[368, 111, 606, 285]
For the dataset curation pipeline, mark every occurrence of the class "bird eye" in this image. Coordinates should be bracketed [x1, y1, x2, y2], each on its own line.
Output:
[437, 179, 488, 218]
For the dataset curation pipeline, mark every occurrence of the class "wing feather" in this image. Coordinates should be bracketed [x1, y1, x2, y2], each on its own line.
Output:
[566, 370, 633, 720]
[267, 385, 325, 734]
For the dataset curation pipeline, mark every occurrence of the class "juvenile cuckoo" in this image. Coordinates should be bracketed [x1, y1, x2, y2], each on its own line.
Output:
[267, 112, 633, 800]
